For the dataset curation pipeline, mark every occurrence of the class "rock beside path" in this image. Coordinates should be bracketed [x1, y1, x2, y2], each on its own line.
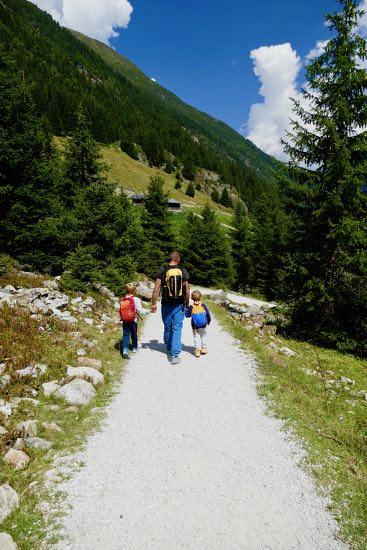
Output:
[0, 484, 19, 523]
[55, 379, 95, 406]
[77, 357, 102, 371]
[67, 366, 104, 386]
[0, 533, 18, 550]
[25, 437, 52, 451]
[4, 449, 30, 469]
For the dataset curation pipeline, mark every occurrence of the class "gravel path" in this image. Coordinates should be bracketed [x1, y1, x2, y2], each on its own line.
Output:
[55, 308, 345, 550]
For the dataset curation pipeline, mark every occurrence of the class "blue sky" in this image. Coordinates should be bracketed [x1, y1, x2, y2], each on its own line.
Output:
[110, 0, 336, 131]
[32, 0, 367, 159]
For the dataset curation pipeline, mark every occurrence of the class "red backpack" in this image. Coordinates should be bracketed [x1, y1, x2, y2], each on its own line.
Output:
[119, 295, 136, 323]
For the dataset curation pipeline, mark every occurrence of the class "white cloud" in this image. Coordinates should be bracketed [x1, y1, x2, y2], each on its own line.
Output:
[357, 0, 367, 37]
[306, 39, 329, 61]
[30, 0, 133, 44]
[244, 43, 302, 161]
[150, 77, 157, 82]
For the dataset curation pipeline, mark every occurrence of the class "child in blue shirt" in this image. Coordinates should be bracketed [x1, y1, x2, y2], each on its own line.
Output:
[185, 290, 211, 357]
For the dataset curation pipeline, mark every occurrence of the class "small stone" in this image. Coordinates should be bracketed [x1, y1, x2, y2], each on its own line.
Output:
[23, 481, 40, 496]
[0, 404, 12, 417]
[64, 406, 79, 413]
[71, 297, 83, 304]
[42, 279, 58, 291]
[0, 375, 10, 389]
[0, 426, 8, 435]
[4, 449, 30, 469]
[84, 318, 94, 326]
[42, 381, 60, 396]
[340, 376, 355, 385]
[15, 363, 47, 379]
[13, 439, 25, 451]
[67, 366, 104, 386]
[0, 363, 6, 375]
[44, 404, 61, 412]
[77, 357, 102, 370]
[25, 437, 52, 450]
[77, 349, 87, 356]
[0, 484, 19, 523]
[0, 532, 18, 549]
[15, 420, 38, 438]
[279, 346, 297, 357]
[42, 422, 63, 434]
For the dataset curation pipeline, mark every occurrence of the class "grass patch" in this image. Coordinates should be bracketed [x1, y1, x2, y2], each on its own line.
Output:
[210, 302, 367, 549]
[0, 277, 128, 549]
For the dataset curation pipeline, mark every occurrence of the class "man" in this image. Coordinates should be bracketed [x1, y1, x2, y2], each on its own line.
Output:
[151, 251, 190, 364]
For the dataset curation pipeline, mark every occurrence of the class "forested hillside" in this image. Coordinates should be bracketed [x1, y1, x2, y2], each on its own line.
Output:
[0, 0, 276, 207]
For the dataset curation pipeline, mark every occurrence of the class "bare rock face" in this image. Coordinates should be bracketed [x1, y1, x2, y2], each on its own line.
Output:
[77, 357, 102, 371]
[4, 449, 30, 469]
[67, 366, 104, 386]
[0, 484, 19, 523]
[55, 378, 96, 406]
[0, 532, 18, 550]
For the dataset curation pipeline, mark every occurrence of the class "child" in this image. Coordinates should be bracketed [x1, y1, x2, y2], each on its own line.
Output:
[185, 290, 211, 357]
[120, 282, 142, 359]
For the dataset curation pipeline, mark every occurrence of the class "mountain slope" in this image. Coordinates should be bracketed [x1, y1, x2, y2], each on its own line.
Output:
[0, 0, 277, 205]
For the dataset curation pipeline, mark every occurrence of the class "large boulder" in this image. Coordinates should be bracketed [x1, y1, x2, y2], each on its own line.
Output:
[0, 485, 19, 523]
[0, 533, 18, 550]
[55, 378, 95, 406]
[77, 357, 102, 371]
[136, 280, 154, 301]
[67, 366, 104, 386]
[210, 289, 227, 304]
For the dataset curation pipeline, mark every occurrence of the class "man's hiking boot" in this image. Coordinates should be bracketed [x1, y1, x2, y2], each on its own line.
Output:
[171, 355, 181, 365]
[200, 348, 208, 355]
[122, 352, 129, 359]
[194, 349, 201, 358]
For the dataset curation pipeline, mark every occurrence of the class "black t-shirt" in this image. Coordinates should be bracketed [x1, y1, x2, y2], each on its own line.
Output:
[157, 265, 189, 304]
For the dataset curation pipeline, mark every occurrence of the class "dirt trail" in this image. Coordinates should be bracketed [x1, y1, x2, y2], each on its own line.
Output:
[54, 308, 345, 550]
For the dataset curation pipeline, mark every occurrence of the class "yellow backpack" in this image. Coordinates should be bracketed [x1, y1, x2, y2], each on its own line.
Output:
[163, 267, 183, 300]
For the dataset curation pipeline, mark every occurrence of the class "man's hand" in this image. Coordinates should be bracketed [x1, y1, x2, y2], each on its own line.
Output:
[150, 278, 161, 314]
[150, 304, 157, 313]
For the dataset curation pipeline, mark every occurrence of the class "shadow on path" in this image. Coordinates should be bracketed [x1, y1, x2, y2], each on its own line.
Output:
[142, 339, 195, 355]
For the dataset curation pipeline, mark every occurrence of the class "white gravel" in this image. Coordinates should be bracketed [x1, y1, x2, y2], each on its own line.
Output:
[54, 308, 345, 550]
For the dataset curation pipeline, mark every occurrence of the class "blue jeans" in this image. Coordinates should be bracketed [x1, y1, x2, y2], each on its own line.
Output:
[121, 322, 138, 353]
[161, 303, 185, 357]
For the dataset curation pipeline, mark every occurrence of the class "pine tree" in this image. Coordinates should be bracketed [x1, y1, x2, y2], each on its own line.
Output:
[282, 0, 367, 355]
[140, 175, 174, 277]
[220, 186, 233, 208]
[183, 205, 233, 286]
[185, 182, 195, 198]
[211, 188, 220, 204]
[63, 110, 105, 202]
[231, 201, 253, 292]
[0, 52, 62, 270]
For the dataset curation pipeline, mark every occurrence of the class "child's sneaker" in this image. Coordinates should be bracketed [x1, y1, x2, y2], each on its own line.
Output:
[132, 348, 138, 353]
[200, 348, 208, 355]
[194, 349, 201, 358]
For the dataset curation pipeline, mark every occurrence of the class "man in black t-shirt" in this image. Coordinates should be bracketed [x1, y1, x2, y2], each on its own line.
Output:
[151, 251, 190, 364]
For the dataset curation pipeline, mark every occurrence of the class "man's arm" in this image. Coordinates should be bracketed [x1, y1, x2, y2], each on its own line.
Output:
[150, 278, 161, 313]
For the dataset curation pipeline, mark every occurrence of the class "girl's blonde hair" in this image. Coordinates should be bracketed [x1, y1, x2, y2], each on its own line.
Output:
[191, 290, 201, 301]
[125, 282, 137, 295]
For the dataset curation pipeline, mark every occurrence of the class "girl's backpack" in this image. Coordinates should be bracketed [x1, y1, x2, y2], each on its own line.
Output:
[119, 295, 136, 323]
[191, 303, 208, 328]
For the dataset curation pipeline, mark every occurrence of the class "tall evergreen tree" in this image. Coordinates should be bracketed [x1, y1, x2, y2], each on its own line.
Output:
[0, 52, 61, 270]
[231, 201, 253, 292]
[282, 0, 367, 355]
[140, 175, 174, 277]
[183, 205, 233, 287]
[185, 182, 195, 198]
[220, 186, 233, 208]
